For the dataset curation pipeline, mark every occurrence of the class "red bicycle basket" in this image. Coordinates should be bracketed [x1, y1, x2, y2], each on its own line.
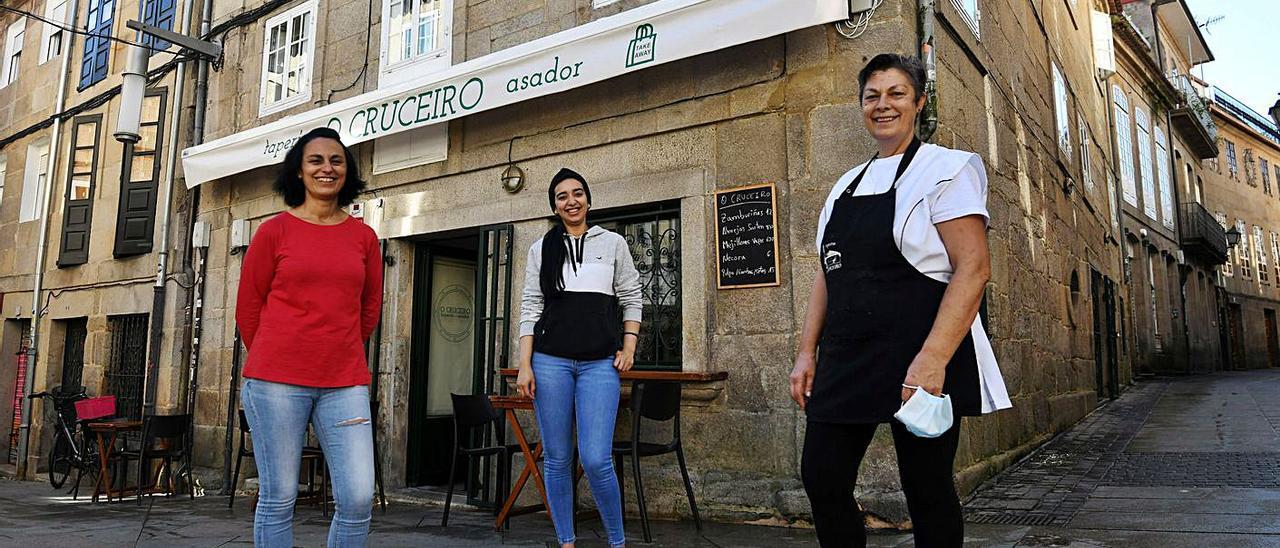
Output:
[74, 396, 116, 420]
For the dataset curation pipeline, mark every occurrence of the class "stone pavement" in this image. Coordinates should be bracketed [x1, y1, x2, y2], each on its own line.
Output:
[2, 370, 1280, 547]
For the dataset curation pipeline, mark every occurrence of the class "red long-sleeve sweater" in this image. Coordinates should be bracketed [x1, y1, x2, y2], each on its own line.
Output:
[236, 212, 383, 387]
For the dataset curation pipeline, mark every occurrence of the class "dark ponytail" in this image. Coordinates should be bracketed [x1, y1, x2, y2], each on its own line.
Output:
[540, 224, 567, 298]
[539, 168, 590, 298]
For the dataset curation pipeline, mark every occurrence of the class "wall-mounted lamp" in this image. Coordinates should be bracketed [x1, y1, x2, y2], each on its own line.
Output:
[501, 164, 525, 193]
[1225, 225, 1242, 248]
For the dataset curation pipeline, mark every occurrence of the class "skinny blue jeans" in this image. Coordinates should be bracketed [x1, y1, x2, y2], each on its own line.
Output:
[242, 379, 375, 548]
[532, 352, 626, 547]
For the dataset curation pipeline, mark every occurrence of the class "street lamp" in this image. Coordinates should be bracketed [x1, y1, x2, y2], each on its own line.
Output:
[1226, 225, 1242, 248]
[114, 20, 221, 144]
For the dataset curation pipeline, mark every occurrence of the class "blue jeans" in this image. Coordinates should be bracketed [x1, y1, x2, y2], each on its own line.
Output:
[532, 352, 626, 547]
[242, 379, 375, 548]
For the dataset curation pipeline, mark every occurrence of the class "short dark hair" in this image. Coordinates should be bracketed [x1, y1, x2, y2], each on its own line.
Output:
[858, 53, 927, 100]
[273, 127, 367, 208]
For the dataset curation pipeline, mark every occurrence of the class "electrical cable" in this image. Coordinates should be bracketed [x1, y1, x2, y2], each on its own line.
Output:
[834, 0, 885, 39]
[324, 0, 376, 103]
[0, 4, 193, 58]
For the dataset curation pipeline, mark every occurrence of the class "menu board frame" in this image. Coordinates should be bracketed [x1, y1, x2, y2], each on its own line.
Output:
[713, 182, 781, 290]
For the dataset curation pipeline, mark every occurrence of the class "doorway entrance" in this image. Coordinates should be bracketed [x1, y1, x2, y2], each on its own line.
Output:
[1090, 270, 1121, 400]
[1228, 303, 1246, 370]
[405, 225, 512, 508]
[1265, 309, 1279, 368]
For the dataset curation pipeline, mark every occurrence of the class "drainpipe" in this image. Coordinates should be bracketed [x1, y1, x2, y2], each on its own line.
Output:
[917, 0, 938, 141]
[16, 0, 81, 479]
[142, 0, 198, 416]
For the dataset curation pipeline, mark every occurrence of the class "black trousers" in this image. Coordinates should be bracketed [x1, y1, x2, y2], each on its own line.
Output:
[801, 419, 964, 548]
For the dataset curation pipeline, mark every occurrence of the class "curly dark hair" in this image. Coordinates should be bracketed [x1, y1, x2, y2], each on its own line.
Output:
[273, 127, 367, 207]
[858, 53, 927, 100]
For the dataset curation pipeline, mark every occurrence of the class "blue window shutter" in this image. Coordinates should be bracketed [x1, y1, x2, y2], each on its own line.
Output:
[79, 0, 115, 89]
[141, 0, 175, 53]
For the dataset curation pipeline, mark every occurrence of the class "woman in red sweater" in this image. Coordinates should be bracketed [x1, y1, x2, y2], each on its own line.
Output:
[236, 127, 383, 547]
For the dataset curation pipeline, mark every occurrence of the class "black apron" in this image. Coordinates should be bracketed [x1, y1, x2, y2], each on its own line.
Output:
[807, 139, 981, 424]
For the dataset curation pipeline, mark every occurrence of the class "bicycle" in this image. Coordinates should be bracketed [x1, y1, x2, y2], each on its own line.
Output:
[28, 386, 99, 495]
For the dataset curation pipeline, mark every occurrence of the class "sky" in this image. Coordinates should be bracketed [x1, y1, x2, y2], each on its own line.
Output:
[1183, 0, 1278, 117]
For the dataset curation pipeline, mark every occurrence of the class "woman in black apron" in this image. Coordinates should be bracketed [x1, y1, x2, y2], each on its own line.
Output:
[789, 54, 997, 547]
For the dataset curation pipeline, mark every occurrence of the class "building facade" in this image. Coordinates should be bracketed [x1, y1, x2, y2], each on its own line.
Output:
[1202, 88, 1280, 371]
[1108, 0, 1226, 378]
[183, 0, 1131, 523]
[0, 0, 194, 476]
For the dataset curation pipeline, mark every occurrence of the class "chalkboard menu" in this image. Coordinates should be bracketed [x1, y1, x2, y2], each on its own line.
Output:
[714, 183, 780, 289]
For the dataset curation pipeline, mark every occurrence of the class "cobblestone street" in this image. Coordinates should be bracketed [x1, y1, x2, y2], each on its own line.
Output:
[3, 370, 1280, 546]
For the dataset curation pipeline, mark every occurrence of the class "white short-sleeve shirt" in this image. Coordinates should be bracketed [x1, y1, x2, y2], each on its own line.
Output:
[814, 143, 1012, 413]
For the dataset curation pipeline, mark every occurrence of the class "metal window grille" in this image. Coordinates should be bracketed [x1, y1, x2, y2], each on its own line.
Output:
[597, 203, 682, 370]
[60, 318, 88, 392]
[106, 314, 148, 420]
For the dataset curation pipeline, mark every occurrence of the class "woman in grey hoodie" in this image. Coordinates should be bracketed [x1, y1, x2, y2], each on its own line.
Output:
[516, 168, 643, 548]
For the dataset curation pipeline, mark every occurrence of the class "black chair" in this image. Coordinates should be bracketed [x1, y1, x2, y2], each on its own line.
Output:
[119, 414, 192, 506]
[612, 380, 702, 543]
[440, 393, 518, 527]
[227, 409, 327, 512]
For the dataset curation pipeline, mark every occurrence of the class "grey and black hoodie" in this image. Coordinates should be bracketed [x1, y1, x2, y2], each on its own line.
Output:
[520, 225, 643, 360]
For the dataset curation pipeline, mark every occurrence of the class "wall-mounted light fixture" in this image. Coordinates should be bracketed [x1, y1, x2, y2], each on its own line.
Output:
[501, 164, 525, 193]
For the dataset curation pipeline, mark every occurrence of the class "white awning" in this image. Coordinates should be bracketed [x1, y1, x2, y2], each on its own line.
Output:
[180, 0, 849, 187]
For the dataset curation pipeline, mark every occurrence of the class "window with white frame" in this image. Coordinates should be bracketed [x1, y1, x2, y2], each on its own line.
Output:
[1134, 107, 1157, 220]
[40, 0, 68, 64]
[3, 20, 24, 87]
[952, 0, 980, 36]
[1256, 225, 1268, 284]
[381, 0, 450, 76]
[1218, 212, 1233, 278]
[1239, 220, 1252, 279]
[1271, 231, 1280, 282]
[1079, 112, 1093, 192]
[19, 139, 50, 223]
[1155, 128, 1174, 229]
[1053, 63, 1071, 156]
[259, 1, 316, 116]
[1114, 87, 1137, 206]
[1226, 140, 1238, 178]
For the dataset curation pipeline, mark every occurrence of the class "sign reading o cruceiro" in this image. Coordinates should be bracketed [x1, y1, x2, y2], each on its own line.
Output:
[321, 77, 485, 140]
[433, 285, 474, 343]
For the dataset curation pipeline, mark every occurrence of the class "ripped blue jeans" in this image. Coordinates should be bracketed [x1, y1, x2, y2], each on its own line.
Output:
[242, 379, 374, 548]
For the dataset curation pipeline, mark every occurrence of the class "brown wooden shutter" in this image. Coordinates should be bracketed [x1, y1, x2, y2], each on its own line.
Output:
[58, 115, 102, 267]
[114, 90, 166, 256]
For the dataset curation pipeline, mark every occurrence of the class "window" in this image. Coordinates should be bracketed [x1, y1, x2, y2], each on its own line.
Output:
[115, 90, 165, 256]
[1263, 158, 1272, 196]
[140, 0, 176, 54]
[1244, 148, 1257, 187]
[40, 0, 68, 64]
[19, 139, 50, 223]
[1135, 107, 1156, 220]
[1053, 63, 1070, 155]
[1155, 128, 1174, 229]
[3, 20, 24, 87]
[106, 314, 148, 419]
[1217, 213, 1232, 278]
[259, 1, 316, 116]
[1258, 226, 1269, 284]
[380, 0, 450, 74]
[1271, 231, 1280, 282]
[595, 203, 682, 370]
[0, 156, 6, 207]
[951, 0, 980, 36]
[1079, 113, 1093, 192]
[1114, 87, 1137, 206]
[1239, 220, 1252, 279]
[1226, 140, 1238, 178]
[80, 0, 115, 89]
[58, 116, 102, 267]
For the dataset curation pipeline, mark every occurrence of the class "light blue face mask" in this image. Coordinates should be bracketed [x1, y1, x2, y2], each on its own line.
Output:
[893, 384, 954, 438]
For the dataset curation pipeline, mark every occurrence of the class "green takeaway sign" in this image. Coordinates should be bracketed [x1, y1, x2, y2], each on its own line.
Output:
[627, 24, 657, 67]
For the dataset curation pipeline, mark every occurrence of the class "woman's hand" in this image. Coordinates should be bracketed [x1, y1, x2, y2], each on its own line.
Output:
[901, 350, 947, 401]
[789, 352, 817, 409]
[516, 365, 536, 399]
[614, 349, 635, 372]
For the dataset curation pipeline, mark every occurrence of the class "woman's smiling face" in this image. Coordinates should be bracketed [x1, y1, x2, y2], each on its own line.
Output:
[861, 68, 925, 147]
[297, 137, 347, 202]
[553, 178, 589, 226]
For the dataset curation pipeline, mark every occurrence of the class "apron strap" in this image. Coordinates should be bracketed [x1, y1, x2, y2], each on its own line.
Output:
[845, 136, 924, 196]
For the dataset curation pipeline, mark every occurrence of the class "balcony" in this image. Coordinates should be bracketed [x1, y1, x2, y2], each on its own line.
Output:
[1179, 202, 1229, 265]
[1169, 74, 1219, 159]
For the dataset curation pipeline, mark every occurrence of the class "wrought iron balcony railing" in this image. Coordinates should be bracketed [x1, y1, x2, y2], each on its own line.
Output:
[1179, 202, 1229, 265]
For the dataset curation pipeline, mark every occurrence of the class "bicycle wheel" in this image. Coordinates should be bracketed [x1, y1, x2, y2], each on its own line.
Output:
[49, 432, 72, 488]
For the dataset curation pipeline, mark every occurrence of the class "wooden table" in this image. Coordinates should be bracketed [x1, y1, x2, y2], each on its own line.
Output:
[85, 419, 142, 503]
[489, 369, 728, 530]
